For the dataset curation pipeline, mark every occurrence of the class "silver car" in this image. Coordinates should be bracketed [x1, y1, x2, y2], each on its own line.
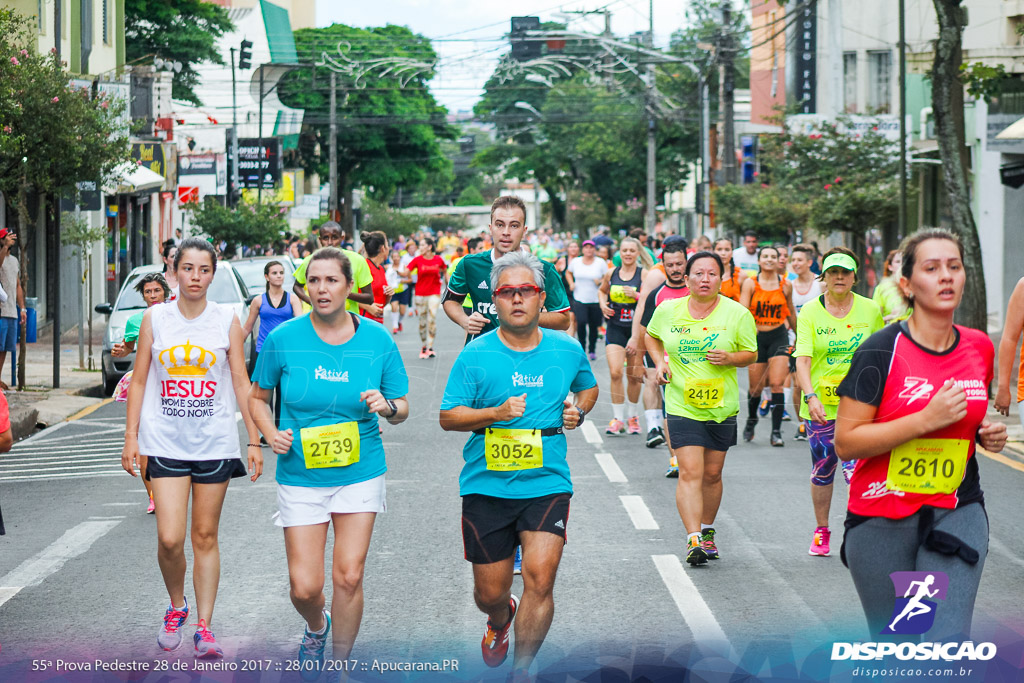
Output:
[95, 262, 252, 395]
[231, 256, 297, 300]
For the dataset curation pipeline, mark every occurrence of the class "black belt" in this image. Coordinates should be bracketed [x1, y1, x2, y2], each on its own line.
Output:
[472, 427, 563, 437]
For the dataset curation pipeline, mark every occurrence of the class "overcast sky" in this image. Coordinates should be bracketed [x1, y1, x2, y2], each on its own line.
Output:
[315, 0, 695, 113]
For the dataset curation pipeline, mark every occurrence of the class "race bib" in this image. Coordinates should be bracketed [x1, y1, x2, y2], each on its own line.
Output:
[886, 438, 970, 495]
[685, 377, 725, 409]
[609, 285, 636, 304]
[301, 422, 361, 469]
[819, 375, 842, 406]
[483, 428, 543, 471]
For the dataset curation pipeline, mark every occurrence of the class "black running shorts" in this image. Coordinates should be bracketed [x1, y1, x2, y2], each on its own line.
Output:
[665, 414, 737, 452]
[755, 325, 791, 363]
[146, 457, 247, 484]
[605, 324, 631, 348]
[461, 492, 571, 564]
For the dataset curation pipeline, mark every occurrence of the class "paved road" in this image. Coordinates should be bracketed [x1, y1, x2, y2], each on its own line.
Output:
[1, 316, 1023, 682]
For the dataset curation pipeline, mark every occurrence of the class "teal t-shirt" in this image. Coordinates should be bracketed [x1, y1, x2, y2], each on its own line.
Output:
[440, 329, 597, 499]
[252, 315, 409, 487]
[124, 311, 145, 343]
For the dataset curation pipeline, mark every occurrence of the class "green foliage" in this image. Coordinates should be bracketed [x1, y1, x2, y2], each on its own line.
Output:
[424, 214, 472, 233]
[455, 185, 485, 206]
[125, 0, 234, 105]
[960, 62, 1008, 101]
[360, 197, 422, 239]
[712, 184, 806, 240]
[187, 197, 288, 252]
[60, 212, 108, 253]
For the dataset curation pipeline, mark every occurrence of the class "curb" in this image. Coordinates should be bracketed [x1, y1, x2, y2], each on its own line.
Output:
[9, 406, 39, 442]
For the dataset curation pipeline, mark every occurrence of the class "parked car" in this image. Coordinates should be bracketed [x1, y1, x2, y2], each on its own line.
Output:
[95, 262, 252, 395]
[231, 255, 297, 302]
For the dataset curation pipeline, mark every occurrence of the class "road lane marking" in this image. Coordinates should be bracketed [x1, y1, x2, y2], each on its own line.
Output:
[16, 422, 69, 445]
[0, 472, 127, 482]
[990, 536, 1024, 570]
[580, 421, 602, 444]
[7, 444, 124, 454]
[66, 398, 114, 422]
[977, 446, 1024, 473]
[652, 554, 731, 649]
[595, 453, 627, 483]
[0, 518, 124, 609]
[2, 455, 120, 466]
[620, 495, 659, 529]
[12, 435, 127, 446]
[0, 464, 123, 475]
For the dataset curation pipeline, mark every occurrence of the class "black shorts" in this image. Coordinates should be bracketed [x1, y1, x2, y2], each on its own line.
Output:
[461, 492, 571, 564]
[145, 457, 247, 484]
[666, 414, 737, 452]
[789, 355, 797, 373]
[393, 288, 413, 306]
[755, 325, 791, 363]
[605, 324, 631, 347]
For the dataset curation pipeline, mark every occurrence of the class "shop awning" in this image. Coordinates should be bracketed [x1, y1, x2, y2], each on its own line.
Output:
[996, 116, 1024, 140]
[104, 163, 165, 194]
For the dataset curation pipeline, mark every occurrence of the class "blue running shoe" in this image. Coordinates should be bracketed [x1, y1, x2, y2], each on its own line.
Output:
[513, 545, 522, 575]
[758, 398, 770, 418]
[298, 609, 331, 681]
[157, 598, 189, 651]
[193, 618, 223, 659]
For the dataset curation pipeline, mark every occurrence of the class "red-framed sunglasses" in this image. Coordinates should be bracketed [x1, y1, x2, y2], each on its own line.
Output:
[493, 284, 542, 300]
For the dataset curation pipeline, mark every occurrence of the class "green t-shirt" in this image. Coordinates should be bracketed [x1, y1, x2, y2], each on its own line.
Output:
[447, 250, 571, 343]
[646, 295, 757, 422]
[872, 278, 909, 322]
[294, 248, 373, 314]
[794, 293, 884, 421]
[613, 246, 656, 267]
[124, 311, 145, 344]
[532, 243, 558, 263]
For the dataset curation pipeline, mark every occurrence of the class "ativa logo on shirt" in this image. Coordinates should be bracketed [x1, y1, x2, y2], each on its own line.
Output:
[315, 366, 349, 383]
[512, 372, 543, 388]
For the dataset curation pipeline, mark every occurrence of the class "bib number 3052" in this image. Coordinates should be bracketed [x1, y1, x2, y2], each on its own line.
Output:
[886, 438, 969, 495]
[484, 428, 543, 471]
[301, 422, 361, 469]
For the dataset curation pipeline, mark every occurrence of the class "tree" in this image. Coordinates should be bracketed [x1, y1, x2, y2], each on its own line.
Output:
[455, 185, 485, 206]
[279, 24, 455, 234]
[187, 197, 288, 258]
[124, 0, 233, 105]
[360, 197, 422, 239]
[931, 0, 986, 332]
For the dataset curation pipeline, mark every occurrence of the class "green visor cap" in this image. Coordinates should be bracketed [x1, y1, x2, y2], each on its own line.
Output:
[821, 253, 858, 273]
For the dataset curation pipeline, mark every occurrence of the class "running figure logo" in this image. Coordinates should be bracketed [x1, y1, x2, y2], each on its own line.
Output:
[883, 571, 949, 635]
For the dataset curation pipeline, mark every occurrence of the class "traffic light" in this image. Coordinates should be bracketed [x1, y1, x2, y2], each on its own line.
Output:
[510, 17, 541, 62]
[238, 39, 253, 70]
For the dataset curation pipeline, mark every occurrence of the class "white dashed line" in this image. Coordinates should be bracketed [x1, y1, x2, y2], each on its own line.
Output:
[580, 421, 602, 444]
[619, 495, 659, 530]
[652, 554, 732, 650]
[594, 453, 627, 483]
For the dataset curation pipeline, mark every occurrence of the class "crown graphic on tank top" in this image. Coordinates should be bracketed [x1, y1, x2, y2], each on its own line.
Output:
[158, 340, 217, 376]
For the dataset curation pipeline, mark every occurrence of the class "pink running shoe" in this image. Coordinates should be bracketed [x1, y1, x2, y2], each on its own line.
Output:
[605, 419, 626, 436]
[146, 496, 155, 514]
[809, 526, 831, 556]
[626, 416, 641, 435]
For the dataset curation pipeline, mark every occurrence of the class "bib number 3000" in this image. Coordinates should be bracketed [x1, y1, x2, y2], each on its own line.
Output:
[886, 438, 969, 495]
[484, 428, 543, 471]
[301, 422, 361, 469]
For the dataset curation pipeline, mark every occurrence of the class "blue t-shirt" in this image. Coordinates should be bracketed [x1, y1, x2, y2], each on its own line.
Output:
[253, 314, 409, 487]
[440, 329, 597, 499]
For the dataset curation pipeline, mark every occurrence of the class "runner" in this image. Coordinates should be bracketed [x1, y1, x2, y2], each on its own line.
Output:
[112, 272, 171, 513]
[121, 238, 262, 658]
[600, 237, 651, 435]
[250, 247, 409, 678]
[403, 236, 447, 359]
[793, 248, 883, 557]
[835, 229, 1007, 640]
[645, 251, 757, 565]
[995, 274, 1024, 427]
[358, 231, 394, 325]
[788, 244, 823, 441]
[388, 241, 417, 334]
[161, 243, 179, 299]
[292, 222, 374, 316]
[442, 195, 570, 345]
[739, 246, 797, 446]
[556, 241, 579, 339]
[714, 238, 748, 302]
[439, 251, 598, 679]
[631, 239, 689, 459]
[872, 249, 910, 323]
[565, 240, 606, 360]
[732, 231, 761, 276]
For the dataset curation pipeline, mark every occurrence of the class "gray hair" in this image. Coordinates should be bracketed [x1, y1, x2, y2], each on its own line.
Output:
[490, 250, 545, 291]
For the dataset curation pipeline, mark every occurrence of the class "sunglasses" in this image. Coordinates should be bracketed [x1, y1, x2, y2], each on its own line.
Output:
[493, 284, 542, 300]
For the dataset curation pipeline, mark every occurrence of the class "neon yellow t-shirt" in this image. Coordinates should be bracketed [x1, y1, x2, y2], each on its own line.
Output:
[294, 248, 373, 314]
[872, 278, 910, 322]
[794, 293, 884, 421]
[646, 295, 757, 422]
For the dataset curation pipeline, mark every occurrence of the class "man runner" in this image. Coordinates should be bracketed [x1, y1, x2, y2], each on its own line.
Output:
[291, 221, 374, 314]
[440, 251, 598, 680]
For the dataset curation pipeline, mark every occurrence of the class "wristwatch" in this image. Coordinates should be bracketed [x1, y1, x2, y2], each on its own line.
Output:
[384, 398, 398, 418]
[803, 392, 818, 403]
[575, 406, 586, 424]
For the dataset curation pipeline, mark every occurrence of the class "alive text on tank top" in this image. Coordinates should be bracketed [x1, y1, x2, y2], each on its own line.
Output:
[750, 276, 789, 327]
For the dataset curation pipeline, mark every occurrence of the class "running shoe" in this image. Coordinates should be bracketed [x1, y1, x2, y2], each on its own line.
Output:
[794, 423, 808, 441]
[770, 430, 784, 447]
[809, 526, 831, 556]
[782, 409, 792, 422]
[646, 427, 665, 448]
[605, 419, 626, 436]
[427, 348, 436, 358]
[758, 398, 770, 417]
[298, 609, 331, 681]
[743, 422, 756, 443]
[398, 322, 404, 331]
[512, 545, 522, 575]
[392, 327, 399, 335]
[419, 347, 428, 359]
[842, 459, 857, 485]
[700, 527, 720, 560]
[481, 594, 519, 667]
[627, 416, 641, 435]
[665, 455, 678, 478]
[147, 495, 155, 514]
[588, 352, 597, 361]
[685, 535, 708, 566]
[156, 599, 190, 651]
[193, 618, 223, 659]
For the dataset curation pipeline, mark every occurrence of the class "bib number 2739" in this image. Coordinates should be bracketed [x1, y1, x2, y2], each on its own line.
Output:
[301, 422, 361, 469]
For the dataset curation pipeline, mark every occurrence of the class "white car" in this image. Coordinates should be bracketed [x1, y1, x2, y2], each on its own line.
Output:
[95, 262, 252, 395]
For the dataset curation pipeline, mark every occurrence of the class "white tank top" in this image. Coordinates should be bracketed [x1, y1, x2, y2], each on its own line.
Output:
[138, 301, 242, 462]
[791, 278, 822, 315]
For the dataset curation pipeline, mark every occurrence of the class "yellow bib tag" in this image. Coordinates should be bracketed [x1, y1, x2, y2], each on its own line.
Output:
[685, 377, 725, 409]
[301, 422, 360, 469]
[819, 375, 843, 406]
[886, 438, 970, 495]
[609, 285, 635, 304]
[484, 428, 543, 471]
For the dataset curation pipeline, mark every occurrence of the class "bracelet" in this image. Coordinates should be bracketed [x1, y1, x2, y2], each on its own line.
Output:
[247, 443, 262, 448]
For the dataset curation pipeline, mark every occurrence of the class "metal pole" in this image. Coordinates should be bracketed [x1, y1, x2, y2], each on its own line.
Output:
[329, 71, 338, 219]
[702, 77, 711, 232]
[258, 67, 264, 204]
[54, 0, 61, 60]
[721, 0, 736, 185]
[230, 47, 239, 207]
[76, 195, 84, 370]
[898, 0, 907, 239]
[645, 0, 656, 233]
[52, 197, 60, 389]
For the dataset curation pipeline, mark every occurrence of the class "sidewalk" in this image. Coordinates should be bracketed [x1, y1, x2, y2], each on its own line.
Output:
[4, 323, 107, 442]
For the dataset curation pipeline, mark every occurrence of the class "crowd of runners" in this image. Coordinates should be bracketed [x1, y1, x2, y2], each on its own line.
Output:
[117, 195, 1017, 680]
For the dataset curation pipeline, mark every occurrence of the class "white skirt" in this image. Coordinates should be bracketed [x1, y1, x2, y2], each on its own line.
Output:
[273, 474, 386, 527]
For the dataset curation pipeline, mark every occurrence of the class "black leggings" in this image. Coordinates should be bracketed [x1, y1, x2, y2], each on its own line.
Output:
[574, 302, 602, 353]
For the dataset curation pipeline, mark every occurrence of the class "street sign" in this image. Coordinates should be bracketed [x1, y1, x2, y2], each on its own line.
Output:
[234, 138, 282, 190]
[177, 186, 199, 205]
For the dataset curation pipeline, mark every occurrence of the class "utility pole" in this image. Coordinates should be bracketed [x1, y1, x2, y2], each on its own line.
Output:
[898, 0, 908, 240]
[229, 48, 239, 207]
[720, 0, 737, 185]
[329, 71, 338, 221]
[828, 0, 843, 116]
[645, 0, 657, 234]
[257, 68, 264, 204]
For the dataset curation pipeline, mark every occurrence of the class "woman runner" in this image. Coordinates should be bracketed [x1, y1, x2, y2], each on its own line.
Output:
[403, 237, 447, 359]
[835, 229, 1007, 640]
[250, 248, 409, 677]
[995, 274, 1024, 428]
[358, 231, 394, 324]
[872, 249, 910, 323]
[161, 242, 179, 299]
[788, 244, 822, 441]
[566, 240, 606, 360]
[715, 238, 748, 302]
[122, 238, 262, 658]
[646, 251, 757, 565]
